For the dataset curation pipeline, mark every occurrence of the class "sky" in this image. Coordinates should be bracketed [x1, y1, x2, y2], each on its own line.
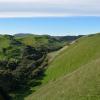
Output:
[0, 0, 100, 17]
[0, 0, 100, 35]
[0, 17, 100, 36]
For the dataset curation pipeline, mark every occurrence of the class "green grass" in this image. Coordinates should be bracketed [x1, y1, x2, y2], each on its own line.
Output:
[0, 36, 11, 60]
[25, 34, 100, 100]
[27, 58, 100, 100]
[42, 34, 100, 83]
[16, 35, 49, 47]
[47, 45, 68, 63]
[17, 36, 36, 46]
[0, 36, 10, 48]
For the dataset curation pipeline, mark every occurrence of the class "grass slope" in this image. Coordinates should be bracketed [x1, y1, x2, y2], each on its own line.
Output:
[27, 58, 100, 100]
[16, 35, 59, 47]
[0, 35, 10, 48]
[0, 35, 12, 60]
[42, 34, 100, 83]
[16, 35, 49, 47]
[26, 34, 100, 100]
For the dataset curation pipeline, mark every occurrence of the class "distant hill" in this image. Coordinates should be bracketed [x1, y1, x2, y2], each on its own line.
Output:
[15, 33, 82, 52]
[15, 33, 82, 42]
[52, 35, 83, 42]
[0, 34, 80, 61]
[26, 33, 100, 100]
[14, 33, 34, 37]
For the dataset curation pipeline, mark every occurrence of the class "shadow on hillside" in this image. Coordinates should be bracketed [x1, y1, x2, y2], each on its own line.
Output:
[13, 69, 46, 100]
[0, 87, 12, 100]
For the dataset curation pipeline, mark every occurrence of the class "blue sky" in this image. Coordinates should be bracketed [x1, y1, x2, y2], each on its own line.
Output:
[0, 17, 100, 36]
[0, 0, 100, 35]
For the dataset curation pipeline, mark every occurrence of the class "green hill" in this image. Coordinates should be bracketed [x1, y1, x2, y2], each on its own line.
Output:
[28, 58, 100, 100]
[0, 35, 23, 60]
[16, 35, 49, 47]
[0, 34, 48, 98]
[26, 34, 100, 100]
[15, 34, 81, 52]
[0, 34, 78, 100]
[15, 34, 68, 52]
[42, 34, 100, 84]
[0, 35, 10, 48]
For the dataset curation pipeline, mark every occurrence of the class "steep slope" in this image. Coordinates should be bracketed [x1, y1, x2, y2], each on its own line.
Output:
[27, 58, 100, 100]
[42, 34, 100, 83]
[26, 33, 100, 100]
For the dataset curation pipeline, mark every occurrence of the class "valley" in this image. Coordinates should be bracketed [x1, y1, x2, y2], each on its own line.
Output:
[0, 33, 100, 100]
[26, 33, 100, 100]
[0, 34, 79, 100]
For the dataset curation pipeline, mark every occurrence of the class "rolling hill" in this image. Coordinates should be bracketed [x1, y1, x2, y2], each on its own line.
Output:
[15, 33, 81, 52]
[15, 34, 67, 52]
[0, 35, 23, 60]
[0, 34, 80, 100]
[26, 33, 100, 100]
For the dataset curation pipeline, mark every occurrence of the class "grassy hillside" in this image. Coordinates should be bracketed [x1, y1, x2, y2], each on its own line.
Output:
[0, 35, 23, 60]
[27, 58, 100, 100]
[26, 34, 100, 100]
[0, 35, 11, 48]
[16, 35, 49, 47]
[42, 34, 100, 83]
[0, 34, 79, 100]
[0, 34, 77, 100]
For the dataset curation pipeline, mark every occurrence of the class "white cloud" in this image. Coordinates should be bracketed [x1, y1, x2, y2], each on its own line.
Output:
[0, 12, 69, 17]
[0, 0, 99, 17]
